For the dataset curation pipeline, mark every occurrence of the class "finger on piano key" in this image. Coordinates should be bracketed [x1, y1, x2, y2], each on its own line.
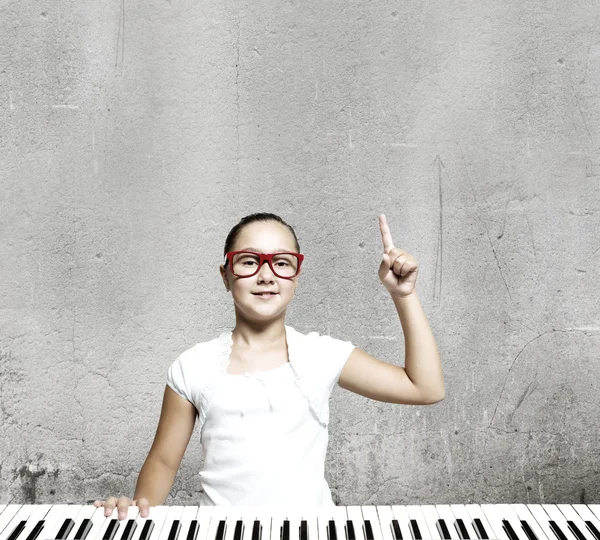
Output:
[346, 506, 367, 540]
[555, 505, 598, 540]
[571, 505, 600, 540]
[0, 505, 38, 540]
[510, 504, 550, 540]
[448, 504, 480, 540]
[464, 504, 495, 540]
[527, 504, 576, 540]
[405, 505, 434, 540]
[434, 505, 461, 540]
[542, 505, 590, 540]
[130, 506, 170, 540]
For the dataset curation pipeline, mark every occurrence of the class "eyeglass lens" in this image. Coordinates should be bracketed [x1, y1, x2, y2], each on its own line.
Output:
[232, 253, 299, 277]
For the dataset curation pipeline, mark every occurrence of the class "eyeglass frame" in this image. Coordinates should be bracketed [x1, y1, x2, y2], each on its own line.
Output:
[223, 250, 304, 279]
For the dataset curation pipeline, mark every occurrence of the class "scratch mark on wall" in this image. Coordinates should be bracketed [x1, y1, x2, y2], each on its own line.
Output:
[115, 0, 125, 70]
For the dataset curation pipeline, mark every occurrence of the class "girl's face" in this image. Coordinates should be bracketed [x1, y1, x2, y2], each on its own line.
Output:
[220, 221, 300, 322]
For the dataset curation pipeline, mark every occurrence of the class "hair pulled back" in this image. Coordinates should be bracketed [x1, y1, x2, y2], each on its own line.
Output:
[223, 213, 301, 265]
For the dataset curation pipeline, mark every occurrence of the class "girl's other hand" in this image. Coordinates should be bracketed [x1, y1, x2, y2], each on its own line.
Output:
[93, 496, 150, 520]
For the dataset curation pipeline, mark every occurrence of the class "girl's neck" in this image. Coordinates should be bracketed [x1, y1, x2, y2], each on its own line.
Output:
[231, 321, 287, 351]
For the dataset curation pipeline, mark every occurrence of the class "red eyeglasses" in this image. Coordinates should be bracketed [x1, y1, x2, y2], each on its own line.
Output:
[224, 251, 304, 279]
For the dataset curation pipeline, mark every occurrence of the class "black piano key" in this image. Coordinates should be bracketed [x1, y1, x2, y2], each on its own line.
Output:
[74, 518, 93, 540]
[120, 519, 137, 540]
[586, 521, 600, 540]
[501, 519, 519, 540]
[346, 520, 356, 540]
[567, 521, 586, 540]
[215, 521, 226, 540]
[168, 521, 182, 540]
[7, 521, 27, 540]
[520, 520, 538, 540]
[25, 520, 45, 540]
[57, 519, 76, 540]
[233, 521, 244, 540]
[140, 521, 155, 540]
[390, 520, 402, 540]
[281, 520, 290, 540]
[455, 518, 470, 539]
[364, 520, 374, 540]
[103, 520, 120, 540]
[328, 520, 338, 540]
[549, 521, 568, 540]
[473, 518, 489, 540]
[251, 520, 262, 540]
[409, 519, 422, 540]
[300, 521, 308, 540]
[437, 519, 452, 539]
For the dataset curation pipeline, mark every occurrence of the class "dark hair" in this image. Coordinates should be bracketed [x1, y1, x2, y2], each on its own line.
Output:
[223, 213, 301, 266]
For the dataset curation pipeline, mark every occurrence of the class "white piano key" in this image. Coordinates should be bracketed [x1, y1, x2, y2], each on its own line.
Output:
[421, 505, 443, 540]
[0, 507, 22, 538]
[447, 505, 480, 540]
[65, 505, 97, 540]
[346, 507, 367, 540]
[206, 506, 233, 540]
[464, 504, 495, 540]
[155, 506, 185, 540]
[390, 506, 415, 540]
[542, 505, 581, 540]
[23, 504, 69, 540]
[435, 506, 461, 540]
[296, 507, 318, 540]
[316, 506, 346, 540]
[406, 505, 434, 540]
[178, 507, 201, 540]
[480, 504, 512, 540]
[10, 504, 52, 540]
[571, 505, 600, 540]
[361, 506, 385, 540]
[490, 504, 531, 540]
[527, 504, 573, 540]
[375, 506, 397, 540]
[555, 505, 597, 540]
[195, 507, 214, 540]
[589, 509, 600, 529]
[44, 505, 84, 540]
[510, 504, 550, 540]
[0, 505, 38, 540]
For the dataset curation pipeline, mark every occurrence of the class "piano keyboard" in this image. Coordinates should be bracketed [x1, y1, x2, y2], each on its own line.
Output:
[0, 504, 599, 540]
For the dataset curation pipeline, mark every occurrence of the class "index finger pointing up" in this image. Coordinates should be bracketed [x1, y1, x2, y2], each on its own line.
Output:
[379, 214, 395, 253]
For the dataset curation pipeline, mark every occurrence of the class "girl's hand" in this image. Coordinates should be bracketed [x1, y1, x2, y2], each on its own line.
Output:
[377, 214, 419, 298]
[93, 496, 150, 520]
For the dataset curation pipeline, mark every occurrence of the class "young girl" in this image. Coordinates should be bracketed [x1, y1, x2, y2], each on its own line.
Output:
[94, 212, 444, 518]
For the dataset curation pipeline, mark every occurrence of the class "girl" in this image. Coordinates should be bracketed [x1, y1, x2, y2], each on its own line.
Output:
[94, 212, 444, 518]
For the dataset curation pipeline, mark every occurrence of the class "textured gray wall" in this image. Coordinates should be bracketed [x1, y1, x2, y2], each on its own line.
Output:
[1, 0, 599, 506]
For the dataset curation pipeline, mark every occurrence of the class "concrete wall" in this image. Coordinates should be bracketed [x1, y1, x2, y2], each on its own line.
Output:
[1, 0, 599, 505]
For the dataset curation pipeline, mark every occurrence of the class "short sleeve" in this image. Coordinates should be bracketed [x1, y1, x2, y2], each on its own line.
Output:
[312, 333, 356, 393]
[166, 352, 194, 403]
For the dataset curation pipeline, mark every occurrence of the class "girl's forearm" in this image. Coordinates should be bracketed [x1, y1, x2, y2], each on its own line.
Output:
[392, 291, 445, 401]
[133, 455, 178, 506]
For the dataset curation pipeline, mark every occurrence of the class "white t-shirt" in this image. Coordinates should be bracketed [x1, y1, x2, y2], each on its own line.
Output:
[166, 324, 355, 506]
